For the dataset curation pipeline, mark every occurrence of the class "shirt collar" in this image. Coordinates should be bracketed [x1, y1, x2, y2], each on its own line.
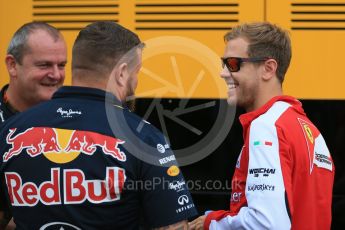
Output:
[239, 95, 305, 127]
[52, 86, 125, 109]
[0, 84, 18, 116]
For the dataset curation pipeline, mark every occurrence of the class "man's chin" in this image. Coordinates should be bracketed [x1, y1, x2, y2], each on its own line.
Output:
[226, 97, 237, 106]
[39, 92, 56, 102]
[126, 99, 136, 111]
[125, 92, 136, 111]
[40, 87, 59, 96]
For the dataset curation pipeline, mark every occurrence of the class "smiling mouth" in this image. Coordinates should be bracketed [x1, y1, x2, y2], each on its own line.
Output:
[41, 83, 59, 87]
[228, 83, 238, 89]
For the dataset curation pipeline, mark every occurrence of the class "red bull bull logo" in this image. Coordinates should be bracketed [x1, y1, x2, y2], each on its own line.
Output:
[65, 130, 126, 161]
[4, 128, 60, 162]
[3, 127, 126, 163]
[5, 167, 126, 206]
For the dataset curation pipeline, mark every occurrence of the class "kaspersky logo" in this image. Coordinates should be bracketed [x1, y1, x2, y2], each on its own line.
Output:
[3, 127, 126, 163]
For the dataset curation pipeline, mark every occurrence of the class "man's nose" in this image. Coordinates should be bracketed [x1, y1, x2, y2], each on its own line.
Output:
[220, 65, 232, 79]
[48, 65, 62, 80]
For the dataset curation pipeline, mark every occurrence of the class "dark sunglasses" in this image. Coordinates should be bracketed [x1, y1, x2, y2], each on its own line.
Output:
[221, 57, 269, 72]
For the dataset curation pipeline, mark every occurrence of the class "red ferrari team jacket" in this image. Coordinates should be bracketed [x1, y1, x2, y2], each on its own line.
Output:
[205, 95, 334, 230]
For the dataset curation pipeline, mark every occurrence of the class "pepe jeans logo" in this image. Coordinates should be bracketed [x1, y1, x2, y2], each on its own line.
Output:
[169, 180, 186, 192]
[57, 108, 82, 118]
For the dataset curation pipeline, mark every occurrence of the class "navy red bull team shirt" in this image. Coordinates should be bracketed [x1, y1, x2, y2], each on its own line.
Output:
[0, 86, 197, 229]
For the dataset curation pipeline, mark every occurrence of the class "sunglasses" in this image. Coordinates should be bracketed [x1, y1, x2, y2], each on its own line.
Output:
[221, 57, 269, 72]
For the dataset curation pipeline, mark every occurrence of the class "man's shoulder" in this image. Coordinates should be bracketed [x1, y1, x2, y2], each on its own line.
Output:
[1, 99, 55, 131]
[123, 110, 165, 142]
[253, 101, 293, 126]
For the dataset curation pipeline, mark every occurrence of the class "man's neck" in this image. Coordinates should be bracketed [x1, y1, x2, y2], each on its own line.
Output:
[5, 86, 24, 112]
[72, 78, 124, 104]
[247, 85, 283, 112]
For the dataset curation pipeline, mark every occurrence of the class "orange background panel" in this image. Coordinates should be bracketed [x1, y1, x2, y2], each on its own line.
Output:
[1, 0, 345, 99]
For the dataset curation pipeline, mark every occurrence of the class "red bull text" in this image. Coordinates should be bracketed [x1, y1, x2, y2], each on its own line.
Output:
[5, 167, 126, 206]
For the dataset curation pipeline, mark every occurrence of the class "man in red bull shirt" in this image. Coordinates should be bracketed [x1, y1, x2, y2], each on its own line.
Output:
[0, 21, 197, 229]
[189, 22, 334, 230]
[0, 22, 67, 124]
[0, 21, 67, 229]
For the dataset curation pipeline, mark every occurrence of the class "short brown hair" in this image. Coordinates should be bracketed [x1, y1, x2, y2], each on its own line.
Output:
[7, 22, 63, 64]
[72, 21, 144, 78]
[224, 22, 291, 83]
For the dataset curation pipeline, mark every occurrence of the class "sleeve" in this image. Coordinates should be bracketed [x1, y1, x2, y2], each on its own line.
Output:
[206, 120, 291, 230]
[0, 179, 8, 212]
[0, 128, 9, 212]
[138, 127, 198, 228]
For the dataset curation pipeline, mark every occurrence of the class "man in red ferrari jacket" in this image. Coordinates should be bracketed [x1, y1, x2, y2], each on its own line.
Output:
[189, 22, 334, 230]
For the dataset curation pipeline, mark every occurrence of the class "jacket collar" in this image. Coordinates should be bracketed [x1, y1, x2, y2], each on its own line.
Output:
[239, 95, 305, 128]
[53, 86, 125, 109]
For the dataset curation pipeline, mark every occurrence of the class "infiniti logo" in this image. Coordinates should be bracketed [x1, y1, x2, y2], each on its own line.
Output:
[40, 222, 81, 230]
[178, 195, 189, 205]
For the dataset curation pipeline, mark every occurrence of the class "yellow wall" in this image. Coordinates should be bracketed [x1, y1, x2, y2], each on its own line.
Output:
[1, 0, 345, 99]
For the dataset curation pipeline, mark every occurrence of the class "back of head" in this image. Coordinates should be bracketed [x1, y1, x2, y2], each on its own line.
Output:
[7, 22, 63, 65]
[224, 22, 291, 83]
[72, 21, 142, 81]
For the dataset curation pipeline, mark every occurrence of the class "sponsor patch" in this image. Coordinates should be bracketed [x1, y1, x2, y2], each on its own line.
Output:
[177, 195, 189, 205]
[156, 143, 170, 154]
[253, 141, 272, 146]
[176, 195, 194, 214]
[247, 184, 275, 192]
[249, 168, 276, 177]
[56, 107, 82, 118]
[157, 144, 165, 153]
[175, 203, 195, 214]
[313, 135, 333, 171]
[298, 118, 333, 172]
[5, 167, 126, 206]
[167, 165, 180, 177]
[298, 118, 316, 173]
[159, 155, 176, 165]
[169, 180, 185, 192]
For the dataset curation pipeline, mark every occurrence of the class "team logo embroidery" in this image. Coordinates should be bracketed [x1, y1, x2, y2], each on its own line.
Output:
[298, 118, 332, 173]
[303, 124, 314, 144]
[167, 165, 180, 176]
[157, 144, 165, 153]
[298, 118, 316, 173]
[4, 127, 126, 163]
[177, 195, 189, 205]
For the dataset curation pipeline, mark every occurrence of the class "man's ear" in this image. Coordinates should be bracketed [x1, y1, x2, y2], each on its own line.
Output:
[5, 55, 18, 78]
[113, 62, 128, 87]
[262, 58, 278, 81]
